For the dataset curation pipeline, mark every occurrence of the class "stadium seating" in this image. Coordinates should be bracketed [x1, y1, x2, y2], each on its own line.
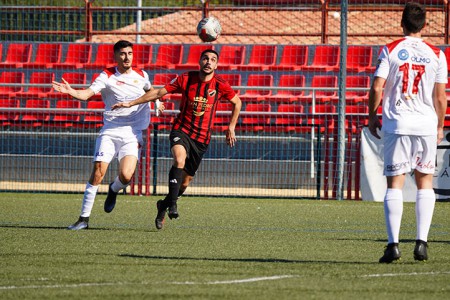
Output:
[0, 43, 32, 68]
[341, 45, 373, 73]
[47, 99, 81, 128]
[328, 75, 370, 104]
[16, 72, 54, 99]
[213, 102, 234, 132]
[266, 74, 305, 103]
[149, 44, 183, 70]
[151, 101, 175, 131]
[269, 103, 304, 133]
[445, 107, 450, 128]
[297, 75, 338, 103]
[301, 45, 340, 72]
[85, 44, 115, 69]
[237, 45, 277, 71]
[238, 103, 271, 132]
[269, 45, 308, 71]
[445, 47, 450, 72]
[345, 104, 369, 133]
[217, 45, 246, 70]
[79, 100, 104, 129]
[218, 73, 242, 94]
[152, 73, 180, 101]
[239, 74, 273, 102]
[0, 71, 24, 98]
[176, 44, 214, 70]
[19, 99, 51, 128]
[0, 99, 20, 127]
[23, 43, 62, 69]
[132, 44, 153, 69]
[307, 104, 336, 133]
[52, 43, 92, 69]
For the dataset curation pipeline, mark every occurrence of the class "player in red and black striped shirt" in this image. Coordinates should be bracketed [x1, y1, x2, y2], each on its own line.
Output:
[112, 49, 242, 229]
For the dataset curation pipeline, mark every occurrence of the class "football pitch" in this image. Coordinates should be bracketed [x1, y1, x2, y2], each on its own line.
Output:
[0, 193, 449, 300]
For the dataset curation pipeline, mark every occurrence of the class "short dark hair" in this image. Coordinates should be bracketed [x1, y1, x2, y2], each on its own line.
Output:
[200, 49, 219, 60]
[114, 40, 133, 53]
[401, 2, 426, 33]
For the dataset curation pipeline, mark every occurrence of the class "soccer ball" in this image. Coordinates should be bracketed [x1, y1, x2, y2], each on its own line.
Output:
[196, 17, 222, 42]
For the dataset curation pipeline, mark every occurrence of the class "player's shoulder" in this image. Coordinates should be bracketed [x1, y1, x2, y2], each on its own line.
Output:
[102, 67, 116, 78]
[384, 38, 407, 54]
[422, 41, 442, 58]
[131, 68, 148, 78]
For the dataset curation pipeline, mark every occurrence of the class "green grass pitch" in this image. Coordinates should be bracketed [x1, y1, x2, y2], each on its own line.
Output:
[0, 193, 449, 299]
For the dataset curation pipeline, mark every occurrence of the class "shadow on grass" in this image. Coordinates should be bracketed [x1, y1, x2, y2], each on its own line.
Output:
[119, 253, 377, 265]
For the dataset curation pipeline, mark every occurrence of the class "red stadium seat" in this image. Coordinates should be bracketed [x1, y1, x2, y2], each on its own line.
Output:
[345, 104, 369, 133]
[23, 43, 62, 69]
[217, 45, 246, 70]
[20, 99, 51, 128]
[239, 74, 274, 102]
[0, 99, 20, 126]
[53, 43, 92, 69]
[48, 99, 81, 128]
[0, 43, 32, 68]
[266, 74, 305, 103]
[16, 72, 55, 99]
[149, 44, 183, 70]
[151, 101, 175, 131]
[298, 75, 338, 104]
[269, 103, 304, 133]
[445, 48, 450, 72]
[132, 44, 153, 69]
[85, 44, 115, 69]
[301, 45, 340, 72]
[237, 45, 277, 71]
[445, 107, 450, 128]
[214, 102, 234, 132]
[328, 75, 370, 104]
[269, 45, 308, 71]
[0, 72, 25, 98]
[75, 100, 104, 129]
[153, 73, 180, 101]
[176, 44, 214, 70]
[343, 45, 373, 73]
[218, 73, 242, 94]
[238, 103, 271, 132]
[308, 104, 336, 133]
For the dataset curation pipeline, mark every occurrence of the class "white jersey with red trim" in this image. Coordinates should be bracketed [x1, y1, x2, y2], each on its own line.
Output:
[89, 67, 152, 130]
[374, 36, 447, 135]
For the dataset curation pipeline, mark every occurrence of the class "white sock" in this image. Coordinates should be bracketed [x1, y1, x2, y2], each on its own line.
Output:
[384, 188, 403, 244]
[416, 189, 436, 242]
[80, 182, 99, 217]
[110, 176, 128, 193]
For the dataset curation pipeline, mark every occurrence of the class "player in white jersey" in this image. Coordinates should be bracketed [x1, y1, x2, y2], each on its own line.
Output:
[368, 2, 447, 263]
[52, 40, 163, 230]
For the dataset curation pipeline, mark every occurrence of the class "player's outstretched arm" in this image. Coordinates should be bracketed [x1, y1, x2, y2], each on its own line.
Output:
[368, 77, 385, 139]
[112, 87, 168, 110]
[52, 78, 94, 101]
[225, 95, 242, 147]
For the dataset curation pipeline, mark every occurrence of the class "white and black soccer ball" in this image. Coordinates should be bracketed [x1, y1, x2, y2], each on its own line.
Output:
[196, 17, 222, 43]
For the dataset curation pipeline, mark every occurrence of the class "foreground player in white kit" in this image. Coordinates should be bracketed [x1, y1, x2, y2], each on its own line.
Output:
[52, 40, 162, 230]
[368, 2, 447, 263]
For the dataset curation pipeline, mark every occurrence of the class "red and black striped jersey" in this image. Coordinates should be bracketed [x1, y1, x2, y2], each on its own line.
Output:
[164, 71, 236, 144]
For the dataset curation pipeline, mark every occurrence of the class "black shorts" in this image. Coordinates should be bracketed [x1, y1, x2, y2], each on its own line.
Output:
[169, 130, 208, 176]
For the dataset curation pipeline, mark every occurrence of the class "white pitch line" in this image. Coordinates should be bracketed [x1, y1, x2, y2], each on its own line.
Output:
[361, 271, 450, 278]
[0, 275, 298, 290]
[171, 275, 297, 285]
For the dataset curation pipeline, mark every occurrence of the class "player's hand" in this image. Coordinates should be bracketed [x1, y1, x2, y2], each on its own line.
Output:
[368, 116, 382, 139]
[52, 78, 73, 94]
[225, 129, 237, 147]
[111, 102, 132, 110]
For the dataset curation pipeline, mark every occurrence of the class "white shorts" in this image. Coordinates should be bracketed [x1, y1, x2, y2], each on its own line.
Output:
[93, 126, 143, 163]
[383, 133, 437, 176]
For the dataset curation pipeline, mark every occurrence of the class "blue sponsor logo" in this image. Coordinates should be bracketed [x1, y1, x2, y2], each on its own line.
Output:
[398, 49, 409, 60]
